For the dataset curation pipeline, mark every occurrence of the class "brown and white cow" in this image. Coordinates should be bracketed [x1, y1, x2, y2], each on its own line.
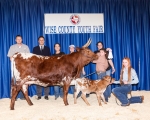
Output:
[10, 40, 98, 110]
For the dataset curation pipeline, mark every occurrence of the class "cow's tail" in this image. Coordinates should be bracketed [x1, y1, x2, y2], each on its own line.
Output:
[11, 57, 15, 86]
[10, 57, 15, 98]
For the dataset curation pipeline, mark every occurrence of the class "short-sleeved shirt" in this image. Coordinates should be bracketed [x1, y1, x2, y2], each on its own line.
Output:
[94, 49, 111, 71]
[7, 44, 30, 57]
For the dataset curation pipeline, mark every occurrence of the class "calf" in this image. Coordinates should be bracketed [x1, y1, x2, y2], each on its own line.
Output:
[74, 75, 115, 106]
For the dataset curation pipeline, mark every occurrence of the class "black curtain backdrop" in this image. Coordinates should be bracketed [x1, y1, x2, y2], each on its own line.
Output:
[0, 0, 150, 98]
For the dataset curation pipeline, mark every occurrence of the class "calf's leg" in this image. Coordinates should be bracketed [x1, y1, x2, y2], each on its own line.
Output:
[101, 93, 107, 104]
[74, 87, 81, 104]
[81, 92, 90, 106]
[96, 92, 102, 106]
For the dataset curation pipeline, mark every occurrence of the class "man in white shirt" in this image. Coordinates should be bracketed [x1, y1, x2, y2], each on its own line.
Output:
[7, 35, 30, 99]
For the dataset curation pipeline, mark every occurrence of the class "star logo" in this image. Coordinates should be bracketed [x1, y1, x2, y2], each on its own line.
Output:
[70, 15, 80, 25]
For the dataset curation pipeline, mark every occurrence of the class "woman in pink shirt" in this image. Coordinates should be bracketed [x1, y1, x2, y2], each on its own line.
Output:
[93, 48, 108, 79]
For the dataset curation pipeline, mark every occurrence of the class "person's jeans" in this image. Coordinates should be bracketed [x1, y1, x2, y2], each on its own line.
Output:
[54, 86, 63, 98]
[36, 85, 49, 97]
[112, 84, 143, 105]
[112, 84, 132, 105]
[97, 72, 106, 80]
[103, 86, 110, 102]
[70, 85, 75, 96]
[106, 69, 111, 76]
[129, 96, 143, 103]
[104, 69, 112, 101]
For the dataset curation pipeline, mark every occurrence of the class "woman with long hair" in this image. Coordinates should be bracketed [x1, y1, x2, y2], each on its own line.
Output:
[112, 57, 144, 106]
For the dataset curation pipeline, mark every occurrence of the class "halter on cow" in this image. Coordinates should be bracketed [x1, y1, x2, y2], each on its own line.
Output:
[10, 39, 98, 110]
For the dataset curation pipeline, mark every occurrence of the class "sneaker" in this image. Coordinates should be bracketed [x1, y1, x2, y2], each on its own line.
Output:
[44, 96, 49, 100]
[55, 96, 59, 100]
[37, 96, 41, 100]
[121, 102, 130, 107]
[141, 96, 144, 103]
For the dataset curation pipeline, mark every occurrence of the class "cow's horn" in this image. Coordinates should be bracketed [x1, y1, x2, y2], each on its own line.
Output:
[82, 38, 92, 48]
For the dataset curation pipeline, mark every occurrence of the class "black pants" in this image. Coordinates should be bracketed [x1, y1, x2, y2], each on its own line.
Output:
[36, 85, 49, 97]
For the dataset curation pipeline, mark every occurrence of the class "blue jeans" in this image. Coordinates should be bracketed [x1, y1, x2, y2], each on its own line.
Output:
[112, 84, 142, 105]
[54, 86, 63, 98]
[104, 69, 112, 101]
[112, 84, 131, 105]
[129, 96, 143, 104]
[97, 72, 106, 80]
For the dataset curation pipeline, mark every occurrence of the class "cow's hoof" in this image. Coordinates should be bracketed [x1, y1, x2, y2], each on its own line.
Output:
[65, 103, 69, 106]
[29, 103, 33, 106]
[10, 108, 14, 110]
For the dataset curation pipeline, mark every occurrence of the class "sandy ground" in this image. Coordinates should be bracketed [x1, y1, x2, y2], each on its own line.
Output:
[0, 91, 149, 120]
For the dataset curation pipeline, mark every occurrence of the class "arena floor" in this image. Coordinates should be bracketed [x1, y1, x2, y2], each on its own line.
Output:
[0, 91, 149, 120]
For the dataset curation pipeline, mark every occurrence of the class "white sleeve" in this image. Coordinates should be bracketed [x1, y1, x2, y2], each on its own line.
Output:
[7, 46, 14, 57]
[26, 46, 30, 53]
[108, 49, 113, 59]
[131, 69, 139, 84]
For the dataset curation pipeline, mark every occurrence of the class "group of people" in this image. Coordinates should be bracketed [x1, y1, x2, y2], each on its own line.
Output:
[7, 35, 144, 106]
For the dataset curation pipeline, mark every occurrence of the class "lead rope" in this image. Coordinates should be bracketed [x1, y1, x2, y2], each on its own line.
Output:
[83, 71, 97, 78]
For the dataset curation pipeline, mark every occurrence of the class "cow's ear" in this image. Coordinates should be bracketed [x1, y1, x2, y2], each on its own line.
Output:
[76, 47, 81, 52]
